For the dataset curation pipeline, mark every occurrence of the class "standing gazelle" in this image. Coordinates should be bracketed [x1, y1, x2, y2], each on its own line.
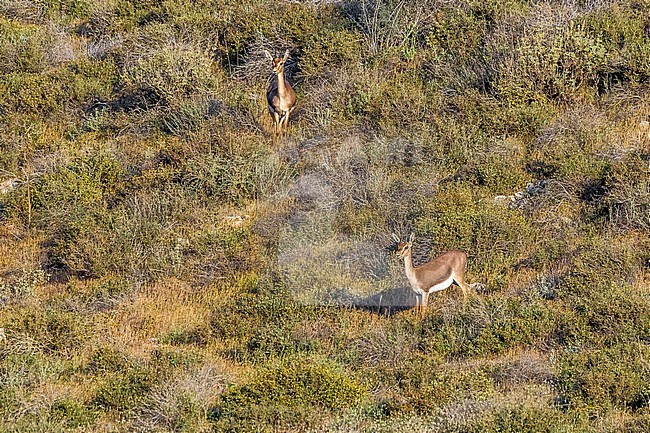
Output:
[392, 233, 472, 317]
[265, 49, 296, 141]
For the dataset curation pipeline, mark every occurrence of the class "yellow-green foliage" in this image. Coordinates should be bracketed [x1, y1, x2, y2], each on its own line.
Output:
[215, 358, 368, 429]
[0, 18, 51, 73]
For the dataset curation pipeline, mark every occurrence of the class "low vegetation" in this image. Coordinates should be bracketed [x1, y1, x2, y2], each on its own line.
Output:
[1, 0, 649, 431]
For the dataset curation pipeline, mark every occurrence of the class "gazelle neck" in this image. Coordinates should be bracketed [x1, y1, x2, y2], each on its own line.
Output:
[402, 250, 417, 284]
[276, 71, 288, 97]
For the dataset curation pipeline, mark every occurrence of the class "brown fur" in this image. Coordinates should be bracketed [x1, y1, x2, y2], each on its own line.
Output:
[266, 50, 296, 141]
[394, 233, 472, 317]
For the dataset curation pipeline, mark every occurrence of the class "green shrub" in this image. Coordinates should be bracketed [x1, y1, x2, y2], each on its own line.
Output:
[0, 72, 67, 115]
[48, 398, 96, 428]
[113, 0, 167, 27]
[162, 326, 210, 347]
[0, 19, 50, 74]
[478, 406, 561, 433]
[86, 346, 134, 374]
[160, 97, 210, 135]
[71, 275, 133, 312]
[213, 358, 368, 430]
[2, 306, 87, 354]
[0, 59, 118, 116]
[42, 0, 91, 19]
[29, 150, 124, 216]
[362, 351, 495, 414]
[416, 183, 537, 289]
[451, 89, 557, 138]
[150, 347, 202, 372]
[464, 301, 556, 356]
[0, 387, 17, 419]
[209, 282, 318, 361]
[93, 367, 154, 412]
[555, 342, 650, 412]
[180, 152, 259, 204]
[302, 27, 363, 76]
[494, 21, 609, 102]
[53, 189, 182, 280]
[0, 269, 46, 303]
[422, 296, 558, 358]
[579, 4, 650, 84]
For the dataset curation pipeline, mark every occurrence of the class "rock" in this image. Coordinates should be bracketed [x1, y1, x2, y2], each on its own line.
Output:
[494, 195, 514, 204]
[0, 179, 18, 194]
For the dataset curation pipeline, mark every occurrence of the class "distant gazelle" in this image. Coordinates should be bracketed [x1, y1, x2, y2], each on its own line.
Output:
[265, 49, 296, 141]
[392, 233, 471, 317]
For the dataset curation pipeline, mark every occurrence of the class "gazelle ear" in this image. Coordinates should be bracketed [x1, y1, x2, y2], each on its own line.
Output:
[283, 49, 290, 61]
[263, 50, 273, 60]
[391, 233, 400, 243]
[408, 232, 415, 243]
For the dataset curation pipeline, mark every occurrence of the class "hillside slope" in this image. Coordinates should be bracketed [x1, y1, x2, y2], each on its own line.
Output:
[1, 0, 649, 431]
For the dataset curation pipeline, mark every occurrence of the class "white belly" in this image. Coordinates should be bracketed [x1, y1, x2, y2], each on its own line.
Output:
[412, 277, 453, 294]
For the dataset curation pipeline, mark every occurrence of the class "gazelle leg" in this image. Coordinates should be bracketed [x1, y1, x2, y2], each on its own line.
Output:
[283, 110, 291, 136]
[421, 291, 429, 318]
[272, 112, 281, 143]
[274, 112, 280, 133]
[454, 276, 471, 304]
[280, 113, 288, 139]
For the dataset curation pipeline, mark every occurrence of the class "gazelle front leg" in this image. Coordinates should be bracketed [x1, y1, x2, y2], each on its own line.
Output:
[421, 291, 430, 318]
[280, 112, 289, 139]
[273, 112, 281, 142]
[284, 108, 293, 135]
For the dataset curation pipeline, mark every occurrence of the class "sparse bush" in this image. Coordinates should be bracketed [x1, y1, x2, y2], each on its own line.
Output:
[123, 43, 218, 105]
[131, 363, 226, 432]
[181, 153, 258, 204]
[209, 281, 320, 361]
[0, 57, 117, 117]
[0, 269, 46, 303]
[344, 0, 430, 57]
[602, 150, 650, 231]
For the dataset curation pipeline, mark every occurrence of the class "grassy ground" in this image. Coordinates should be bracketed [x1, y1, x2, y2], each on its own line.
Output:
[1, 0, 650, 431]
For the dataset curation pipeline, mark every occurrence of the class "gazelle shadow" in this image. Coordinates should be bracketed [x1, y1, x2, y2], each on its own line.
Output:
[322, 286, 418, 316]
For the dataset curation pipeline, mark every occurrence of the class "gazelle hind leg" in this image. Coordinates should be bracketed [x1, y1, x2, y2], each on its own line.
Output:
[454, 275, 471, 304]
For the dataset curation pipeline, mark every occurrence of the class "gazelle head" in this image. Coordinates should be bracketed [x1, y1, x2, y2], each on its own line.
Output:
[392, 232, 415, 259]
[265, 49, 290, 75]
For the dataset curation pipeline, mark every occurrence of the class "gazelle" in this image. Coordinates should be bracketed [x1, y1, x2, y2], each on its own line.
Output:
[265, 49, 296, 141]
[392, 233, 471, 317]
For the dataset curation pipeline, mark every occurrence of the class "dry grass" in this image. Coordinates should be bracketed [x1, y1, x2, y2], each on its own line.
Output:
[96, 278, 212, 355]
